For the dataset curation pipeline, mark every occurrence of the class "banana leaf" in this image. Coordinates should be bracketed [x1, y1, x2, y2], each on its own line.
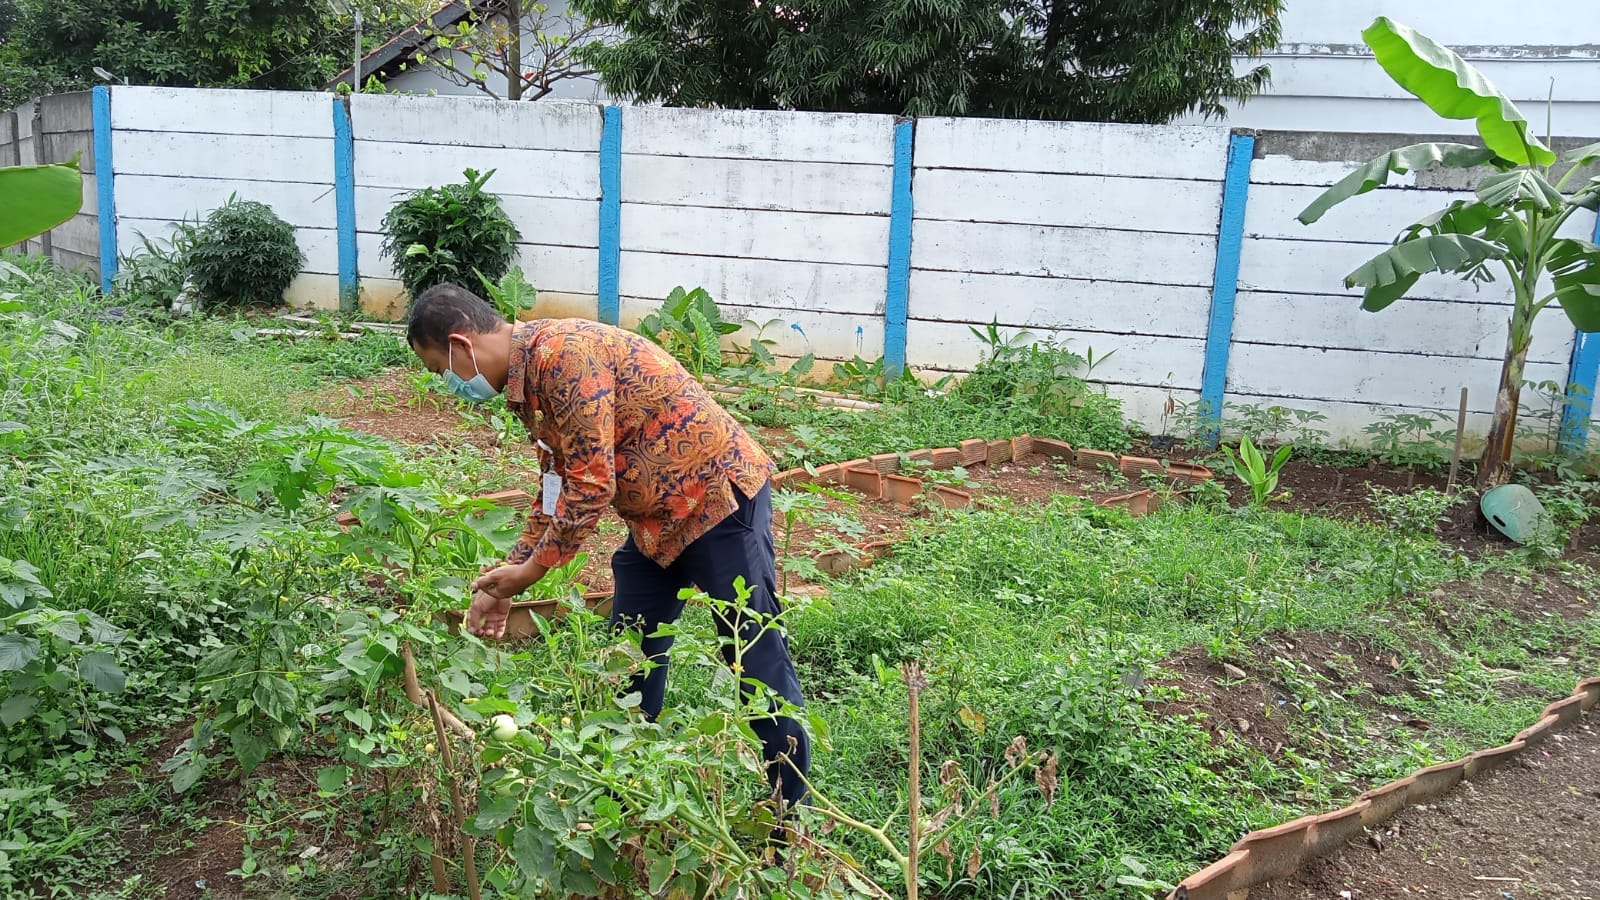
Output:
[1297, 143, 1497, 225]
[1547, 238, 1600, 332]
[1476, 169, 1564, 211]
[1345, 234, 1505, 312]
[0, 158, 84, 246]
[1363, 17, 1554, 167]
[1562, 141, 1600, 171]
[1401, 199, 1501, 242]
[1570, 178, 1600, 212]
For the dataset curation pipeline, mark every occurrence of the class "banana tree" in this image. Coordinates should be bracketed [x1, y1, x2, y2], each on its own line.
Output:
[0, 156, 84, 246]
[1298, 17, 1600, 491]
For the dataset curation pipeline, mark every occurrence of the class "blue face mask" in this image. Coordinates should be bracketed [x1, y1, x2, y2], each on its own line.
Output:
[445, 342, 498, 403]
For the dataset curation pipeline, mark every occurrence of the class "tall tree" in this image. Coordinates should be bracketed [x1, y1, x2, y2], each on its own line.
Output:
[0, 0, 361, 110]
[568, 0, 1283, 122]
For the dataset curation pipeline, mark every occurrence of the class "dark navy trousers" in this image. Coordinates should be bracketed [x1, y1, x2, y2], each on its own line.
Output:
[609, 482, 810, 808]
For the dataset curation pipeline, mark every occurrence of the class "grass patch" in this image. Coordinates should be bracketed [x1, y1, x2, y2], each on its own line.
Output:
[777, 498, 1600, 893]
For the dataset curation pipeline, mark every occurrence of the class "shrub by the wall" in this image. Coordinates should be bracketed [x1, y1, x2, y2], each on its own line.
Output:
[187, 198, 304, 309]
[380, 168, 521, 303]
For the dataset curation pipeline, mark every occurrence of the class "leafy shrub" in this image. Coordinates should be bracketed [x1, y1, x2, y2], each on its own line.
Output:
[1363, 411, 1453, 472]
[1367, 485, 1460, 595]
[380, 168, 521, 302]
[831, 354, 935, 401]
[950, 324, 1130, 452]
[187, 198, 304, 309]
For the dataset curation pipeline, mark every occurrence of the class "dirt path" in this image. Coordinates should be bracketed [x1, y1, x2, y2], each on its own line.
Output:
[1255, 713, 1600, 899]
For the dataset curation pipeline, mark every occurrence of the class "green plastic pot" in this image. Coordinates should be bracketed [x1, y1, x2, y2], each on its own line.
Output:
[1480, 484, 1547, 544]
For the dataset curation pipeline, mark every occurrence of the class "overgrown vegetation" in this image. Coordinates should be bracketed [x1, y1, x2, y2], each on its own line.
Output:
[4, 253, 1600, 898]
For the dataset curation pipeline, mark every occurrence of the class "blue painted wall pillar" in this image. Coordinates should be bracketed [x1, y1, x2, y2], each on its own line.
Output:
[883, 119, 915, 375]
[1198, 130, 1257, 446]
[332, 96, 359, 314]
[91, 86, 117, 294]
[1558, 211, 1600, 453]
[597, 106, 622, 326]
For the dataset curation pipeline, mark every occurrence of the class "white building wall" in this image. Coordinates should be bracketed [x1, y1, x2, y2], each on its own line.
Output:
[375, 0, 610, 104]
[1193, 0, 1600, 136]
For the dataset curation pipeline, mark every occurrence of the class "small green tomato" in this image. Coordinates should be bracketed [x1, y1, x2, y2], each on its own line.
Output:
[493, 775, 528, 797]
[487, 714, 518, 742]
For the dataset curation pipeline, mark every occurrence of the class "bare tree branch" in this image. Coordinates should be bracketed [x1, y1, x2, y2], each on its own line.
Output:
[371, 0, 614, 100]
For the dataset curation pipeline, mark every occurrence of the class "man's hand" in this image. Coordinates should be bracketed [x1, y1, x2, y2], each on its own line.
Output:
[465, 590, 513, 640]
[465, 561, 546, 640]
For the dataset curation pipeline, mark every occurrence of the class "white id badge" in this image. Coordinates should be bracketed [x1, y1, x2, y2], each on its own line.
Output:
[541, 471, 562, 517]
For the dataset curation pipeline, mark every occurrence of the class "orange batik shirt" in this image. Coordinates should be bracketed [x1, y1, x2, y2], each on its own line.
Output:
[502, 319, 774, 570]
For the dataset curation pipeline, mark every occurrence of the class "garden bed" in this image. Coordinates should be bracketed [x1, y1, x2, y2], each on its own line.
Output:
[307, 372, 1600, 896]
[7, 267, 1599, 900]
[1172, 680, 1600, 899]
[1252, 716, 1600, 899]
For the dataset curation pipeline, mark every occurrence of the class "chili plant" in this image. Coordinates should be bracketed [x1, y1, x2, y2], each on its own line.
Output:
[772, 489, 827, 596]
[0, 559, 129, 754]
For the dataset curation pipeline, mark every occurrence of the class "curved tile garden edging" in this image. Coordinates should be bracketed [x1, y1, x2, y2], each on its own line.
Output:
[769, 435, 1213, 578]
[374, 438, 1213, 645]
[1169, 677, 1600, 899]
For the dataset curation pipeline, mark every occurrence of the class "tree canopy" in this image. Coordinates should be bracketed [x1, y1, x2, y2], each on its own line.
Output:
[569, 0, 1284, 122]
[0, 0, 360, 110]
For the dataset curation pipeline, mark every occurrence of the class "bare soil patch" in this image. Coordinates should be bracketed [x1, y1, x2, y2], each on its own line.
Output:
[1255, 715, 1600, 900]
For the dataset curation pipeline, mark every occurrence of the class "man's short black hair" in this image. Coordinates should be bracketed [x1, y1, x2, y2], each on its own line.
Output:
[406, 283, 505, 351]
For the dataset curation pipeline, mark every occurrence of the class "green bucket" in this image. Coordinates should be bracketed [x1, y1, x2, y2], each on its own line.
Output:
[1480, 484, 1547, 544]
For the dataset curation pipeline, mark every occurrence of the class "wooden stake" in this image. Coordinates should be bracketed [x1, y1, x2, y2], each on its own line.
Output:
[428, 849, 450, 895]
[402, 644, 423, 704]
[403, 643, 475, 739]
[1449, 387, 1469, 492]
[902, 662, 924, 900]
[427, 690, 481, 900]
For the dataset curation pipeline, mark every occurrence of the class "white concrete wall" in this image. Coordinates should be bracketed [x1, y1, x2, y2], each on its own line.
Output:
[107, 87, 337, 307]
[2, 104, 32, 255]
[87, 87, 1600, 443]
[1197, 0, 1600, 136]
[908, 117, 1229, 427]
[1236, 137, 1587, 438]
[618, 107, 896, 364]
[349, 93, 602, 319]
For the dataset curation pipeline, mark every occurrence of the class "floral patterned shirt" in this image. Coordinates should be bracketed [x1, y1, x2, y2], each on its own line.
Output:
[503, 319, 774, 569]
